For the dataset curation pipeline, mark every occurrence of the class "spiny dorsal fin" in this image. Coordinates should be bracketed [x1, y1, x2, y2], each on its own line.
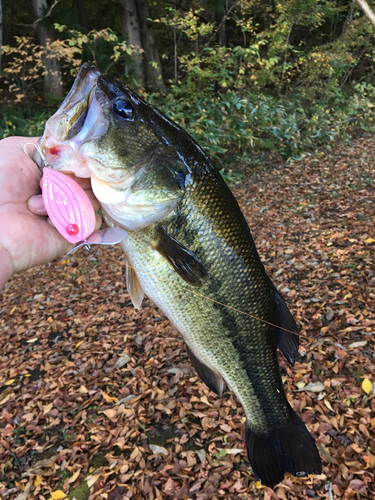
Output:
[152, 226, 208, 287]
[126, 257, 144, 309]
[186, 345, 225, 397]
[272, 290, 299, 365]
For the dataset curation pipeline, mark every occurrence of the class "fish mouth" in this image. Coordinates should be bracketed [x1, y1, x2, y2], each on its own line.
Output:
[34, 64, 183, 232]
[33, 63, 108, 178]
[46, 63, 101, 142]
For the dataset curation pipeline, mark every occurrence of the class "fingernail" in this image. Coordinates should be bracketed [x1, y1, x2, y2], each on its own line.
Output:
[28, 195, 47, 214]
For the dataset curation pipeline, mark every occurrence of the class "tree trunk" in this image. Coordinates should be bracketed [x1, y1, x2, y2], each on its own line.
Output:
[119, 0, 144, 85]
[75, 0, 88, 32]
[134, 0, 166, 94]
[0, 0, 3, 76]
[26, 0, 64, 97]
[215, 11, 226, 47]
[355, 0, 375, 29]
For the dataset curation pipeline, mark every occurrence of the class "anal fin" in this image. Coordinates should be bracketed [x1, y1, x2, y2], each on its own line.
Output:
[186, 345, 224, 397]
[126, 258, 144, 309]
[152, 226, 208, 287]
[273, 290, 299, 365]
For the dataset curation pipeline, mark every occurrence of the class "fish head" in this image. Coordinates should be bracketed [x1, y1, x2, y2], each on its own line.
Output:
[35, 63, 188, 231]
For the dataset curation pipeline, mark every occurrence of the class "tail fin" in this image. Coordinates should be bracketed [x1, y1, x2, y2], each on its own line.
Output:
[246, 412, 322, 487]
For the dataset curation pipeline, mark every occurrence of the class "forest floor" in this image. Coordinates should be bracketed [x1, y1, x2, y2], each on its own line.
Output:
[0, 137, 374, 500]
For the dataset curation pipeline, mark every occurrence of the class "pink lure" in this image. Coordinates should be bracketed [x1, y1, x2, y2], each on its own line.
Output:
[41, 168, 96, 244]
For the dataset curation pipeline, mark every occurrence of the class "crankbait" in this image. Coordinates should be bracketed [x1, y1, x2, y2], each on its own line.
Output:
[23, 142, 128, 260]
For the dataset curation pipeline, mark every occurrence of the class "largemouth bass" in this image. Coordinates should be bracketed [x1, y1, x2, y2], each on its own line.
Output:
[34, 63, 322, 487]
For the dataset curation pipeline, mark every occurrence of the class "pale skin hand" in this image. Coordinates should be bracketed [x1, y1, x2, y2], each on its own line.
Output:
[0, 136, 102, 290]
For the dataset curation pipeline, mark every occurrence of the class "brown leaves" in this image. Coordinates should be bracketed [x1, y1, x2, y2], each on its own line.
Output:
[1, 138, 375, 498]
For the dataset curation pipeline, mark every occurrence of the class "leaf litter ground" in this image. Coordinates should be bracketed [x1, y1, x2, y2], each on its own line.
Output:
[0, 138, 374, 500]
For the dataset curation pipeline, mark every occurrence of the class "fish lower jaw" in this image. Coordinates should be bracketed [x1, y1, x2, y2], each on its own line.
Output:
[101, 196, 180, 231]
[38, 136, 92, 178]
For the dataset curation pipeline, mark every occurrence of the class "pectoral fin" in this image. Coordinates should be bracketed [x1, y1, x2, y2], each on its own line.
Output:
[186, 345, 225, 397]
[126, 258, 144, 309]
[272, 290, 299, 365]
[152, 226, 208, 287]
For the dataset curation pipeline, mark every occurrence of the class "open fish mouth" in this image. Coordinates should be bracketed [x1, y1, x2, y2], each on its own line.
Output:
[46, 63, 100, 142]
[33, 63, 109, 178]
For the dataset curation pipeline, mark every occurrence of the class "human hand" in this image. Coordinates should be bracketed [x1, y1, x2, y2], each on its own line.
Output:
[0, 136, 102, 289]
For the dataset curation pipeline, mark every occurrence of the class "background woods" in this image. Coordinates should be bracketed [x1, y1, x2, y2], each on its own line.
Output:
[1, 0, 375, 166]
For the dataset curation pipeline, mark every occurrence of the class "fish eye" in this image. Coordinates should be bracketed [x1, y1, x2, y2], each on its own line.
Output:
[112, 99, 134, 120]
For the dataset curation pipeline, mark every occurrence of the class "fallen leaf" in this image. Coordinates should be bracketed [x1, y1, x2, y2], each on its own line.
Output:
[34, 475, 42, 486]
[362, 378, 372, 395]
[326, 308, 334, 322]
[5, 379, 15, 385]
[149, 444, 168, 455]
[115, 354, 131, 368]
[218, 448, 244, 455]
[298, 381, 325, 393]
[14, 480, 33, 500]
[25, 454, 59, 474]
[68, 469, 81, 483]
[49, 491, 67, 499]
[101, 391, 118, 403]
[103, 408, 117, 419]
[363, 452, 375, 468]
[348, 341, 367, 348]
[86, 474, 100, 487]
[324, 399, 335, 412]
[195, 449, 206, 463]
[43, 403, 53, 415]
[0, 393, 12, 406]
[167, 367, 185, 375]
[317, 443, 338, 464]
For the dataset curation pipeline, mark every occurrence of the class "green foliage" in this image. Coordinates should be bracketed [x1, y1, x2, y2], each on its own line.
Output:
[152, 83, 375, 166]
[0, 107, 50, 138]
[53, 24, 132, 74]
[1, 27, 132, 107]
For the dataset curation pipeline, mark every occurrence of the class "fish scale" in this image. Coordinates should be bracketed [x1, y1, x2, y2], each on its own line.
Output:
[36, 63, 322, 487]
[119, 166, 291, 429]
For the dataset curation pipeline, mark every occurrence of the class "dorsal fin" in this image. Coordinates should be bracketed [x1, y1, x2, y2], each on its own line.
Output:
[126, 257, 144, 309]
[272, 290, 299, 365]
[186, 345, 225, 397]
[152, 226, 208, 287]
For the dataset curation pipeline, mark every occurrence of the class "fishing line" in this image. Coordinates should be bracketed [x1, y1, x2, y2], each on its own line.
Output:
[102, 255, 310, 341]
[65, 210, 308, 340]
[23, 144, 308, 341]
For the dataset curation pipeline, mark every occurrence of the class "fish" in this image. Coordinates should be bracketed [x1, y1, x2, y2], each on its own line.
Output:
[34, 63, 322, 487]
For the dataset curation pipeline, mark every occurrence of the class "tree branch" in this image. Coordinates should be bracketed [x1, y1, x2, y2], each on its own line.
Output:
[33, 0, 60, 28]
[199, 0, 238, 57]
[355, 0, 375, 29]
